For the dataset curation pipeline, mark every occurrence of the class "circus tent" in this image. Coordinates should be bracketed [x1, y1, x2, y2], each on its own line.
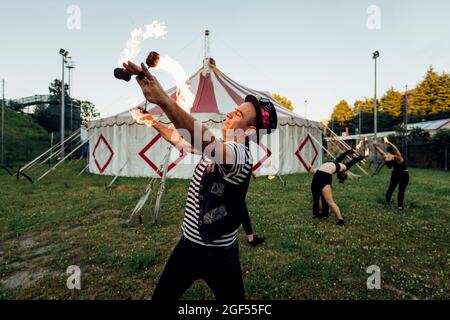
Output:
[87, 58, 323, 179]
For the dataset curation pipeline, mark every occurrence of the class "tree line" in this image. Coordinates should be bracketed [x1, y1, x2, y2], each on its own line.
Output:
[329, 67, 450, 135]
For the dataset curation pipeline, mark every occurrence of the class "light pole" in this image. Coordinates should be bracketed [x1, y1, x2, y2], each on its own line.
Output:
[372, 51, 380, 138]
[66, 57, 75, 133]
[358, 101, 362, 137]
[59, 49, 69, 158]
[304, 99, 308, 119]
[404, 84, 409, 165]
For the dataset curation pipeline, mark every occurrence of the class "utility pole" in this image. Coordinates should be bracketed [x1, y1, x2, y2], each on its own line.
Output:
[404, 84, 409, 165]
[304, 99, 308, 119]
[359, 107, 362, 137]
[59, 49, 69, 158]
[372, 51, 380, 138]
[1, 79, 4, 166]
[66, 57, 75, 133]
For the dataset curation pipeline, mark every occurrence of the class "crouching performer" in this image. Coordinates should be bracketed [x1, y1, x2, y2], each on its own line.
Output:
[311, 149, 365, 226]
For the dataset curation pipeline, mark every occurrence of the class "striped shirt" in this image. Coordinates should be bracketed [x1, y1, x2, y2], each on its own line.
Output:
[182, 141, 253, 247]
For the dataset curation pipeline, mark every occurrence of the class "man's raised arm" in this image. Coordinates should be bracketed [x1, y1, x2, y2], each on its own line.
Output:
[124, 61, 234, 164]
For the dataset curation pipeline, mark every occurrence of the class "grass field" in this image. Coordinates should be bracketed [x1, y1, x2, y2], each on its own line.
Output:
[0, 162, 449, 300]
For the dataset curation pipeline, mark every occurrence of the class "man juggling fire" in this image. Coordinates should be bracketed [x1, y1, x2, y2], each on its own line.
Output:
[121, 58, 277, 300]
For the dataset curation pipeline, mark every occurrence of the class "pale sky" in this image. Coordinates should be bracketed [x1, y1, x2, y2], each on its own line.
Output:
[1, 0, 449, 121]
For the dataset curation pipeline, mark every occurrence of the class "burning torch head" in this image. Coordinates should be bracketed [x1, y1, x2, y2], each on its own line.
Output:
[114, 68, 132, 82]
[114, 51, 159, 82]
[146, 51, 160, 68]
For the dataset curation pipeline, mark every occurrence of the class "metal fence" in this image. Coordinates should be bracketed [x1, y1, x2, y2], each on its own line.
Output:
[406, 143, 449, 171]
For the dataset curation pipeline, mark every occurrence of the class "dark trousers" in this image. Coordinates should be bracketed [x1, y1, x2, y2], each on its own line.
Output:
[241, 204, 253, 236]
[312, 188, 330, 217]
[152, 237, 245, 300]
[311, 171, 331, 217]
[386, 171, 409, 207]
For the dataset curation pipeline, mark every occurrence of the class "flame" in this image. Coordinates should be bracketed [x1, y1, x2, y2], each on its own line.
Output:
[156, 55, 195, 113]
[118, 21, 194, 114]
[117, 21, 167, 67]
[129, 108, 157, 127]
[355, 140, 363, 151]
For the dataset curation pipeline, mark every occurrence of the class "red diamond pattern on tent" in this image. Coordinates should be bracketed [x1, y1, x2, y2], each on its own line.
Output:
[139, 134, 188, 177]
[93, 133, 114, 174]
[295, 134, 318, 172]
[253, 142, 272, 172]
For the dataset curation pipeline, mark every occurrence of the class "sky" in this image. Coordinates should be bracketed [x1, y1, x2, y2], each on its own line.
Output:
[0, 0, 449, 121]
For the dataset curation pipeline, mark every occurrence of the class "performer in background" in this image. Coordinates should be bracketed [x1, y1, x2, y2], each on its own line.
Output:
[310, 149, 365, 226]
[372, 138, 409, 210]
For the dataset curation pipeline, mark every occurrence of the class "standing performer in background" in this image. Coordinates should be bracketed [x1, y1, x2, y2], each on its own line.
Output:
[372, 138, 409, 210]
[125, 60, 277, 300]
[310, 149, 365, 226]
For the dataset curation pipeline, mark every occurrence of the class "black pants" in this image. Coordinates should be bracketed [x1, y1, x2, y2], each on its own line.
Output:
[152, 237, 245, 300]
[386, 171, 409, 207]
[311, 171, 332, 217]
[241, 204, 253, 236]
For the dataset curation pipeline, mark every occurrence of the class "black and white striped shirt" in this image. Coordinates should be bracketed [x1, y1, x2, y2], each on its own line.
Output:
[182, 141, 253, 247]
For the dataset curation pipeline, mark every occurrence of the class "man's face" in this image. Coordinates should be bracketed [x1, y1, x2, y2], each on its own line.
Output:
[222, 102, 257, 140]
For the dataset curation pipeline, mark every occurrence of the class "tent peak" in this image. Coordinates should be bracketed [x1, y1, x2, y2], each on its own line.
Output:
[202, 57, 216, 75]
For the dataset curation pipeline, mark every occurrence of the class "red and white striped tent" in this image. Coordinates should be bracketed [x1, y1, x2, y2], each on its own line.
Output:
[88, 58, 323, 178]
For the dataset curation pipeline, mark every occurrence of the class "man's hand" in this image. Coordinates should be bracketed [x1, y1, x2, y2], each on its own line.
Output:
[123, 61, 171, 108]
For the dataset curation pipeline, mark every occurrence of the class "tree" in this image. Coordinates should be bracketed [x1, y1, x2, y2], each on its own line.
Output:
[272, 93, 294, 111]
[410, 67, 450, 117]
[408, 127, 430, 144]
[434, 72, 450, 115]
[80, 101, 100, 125]
[431, 128, 450, 145]
[331, 100, 353, 126]
[48, 79, 70, 103]
[353, 97, 375, 113]
[380, 87, 403, 117]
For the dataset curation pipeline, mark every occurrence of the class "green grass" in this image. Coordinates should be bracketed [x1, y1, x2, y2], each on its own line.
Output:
[1, 108, 52, 166]
[0, 162, 449, 300]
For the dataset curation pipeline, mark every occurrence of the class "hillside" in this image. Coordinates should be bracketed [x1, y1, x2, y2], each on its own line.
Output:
[1, 108, 51, 166]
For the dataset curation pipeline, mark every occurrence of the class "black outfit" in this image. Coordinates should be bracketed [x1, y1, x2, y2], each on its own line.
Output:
[385, 160, 409, 208]
[311, 150, 364, 217]
[153, 236, 244, 300]
[241, 203, 253, 236]
[153, 142, 252, 300]
[311, 170, 333, 217]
